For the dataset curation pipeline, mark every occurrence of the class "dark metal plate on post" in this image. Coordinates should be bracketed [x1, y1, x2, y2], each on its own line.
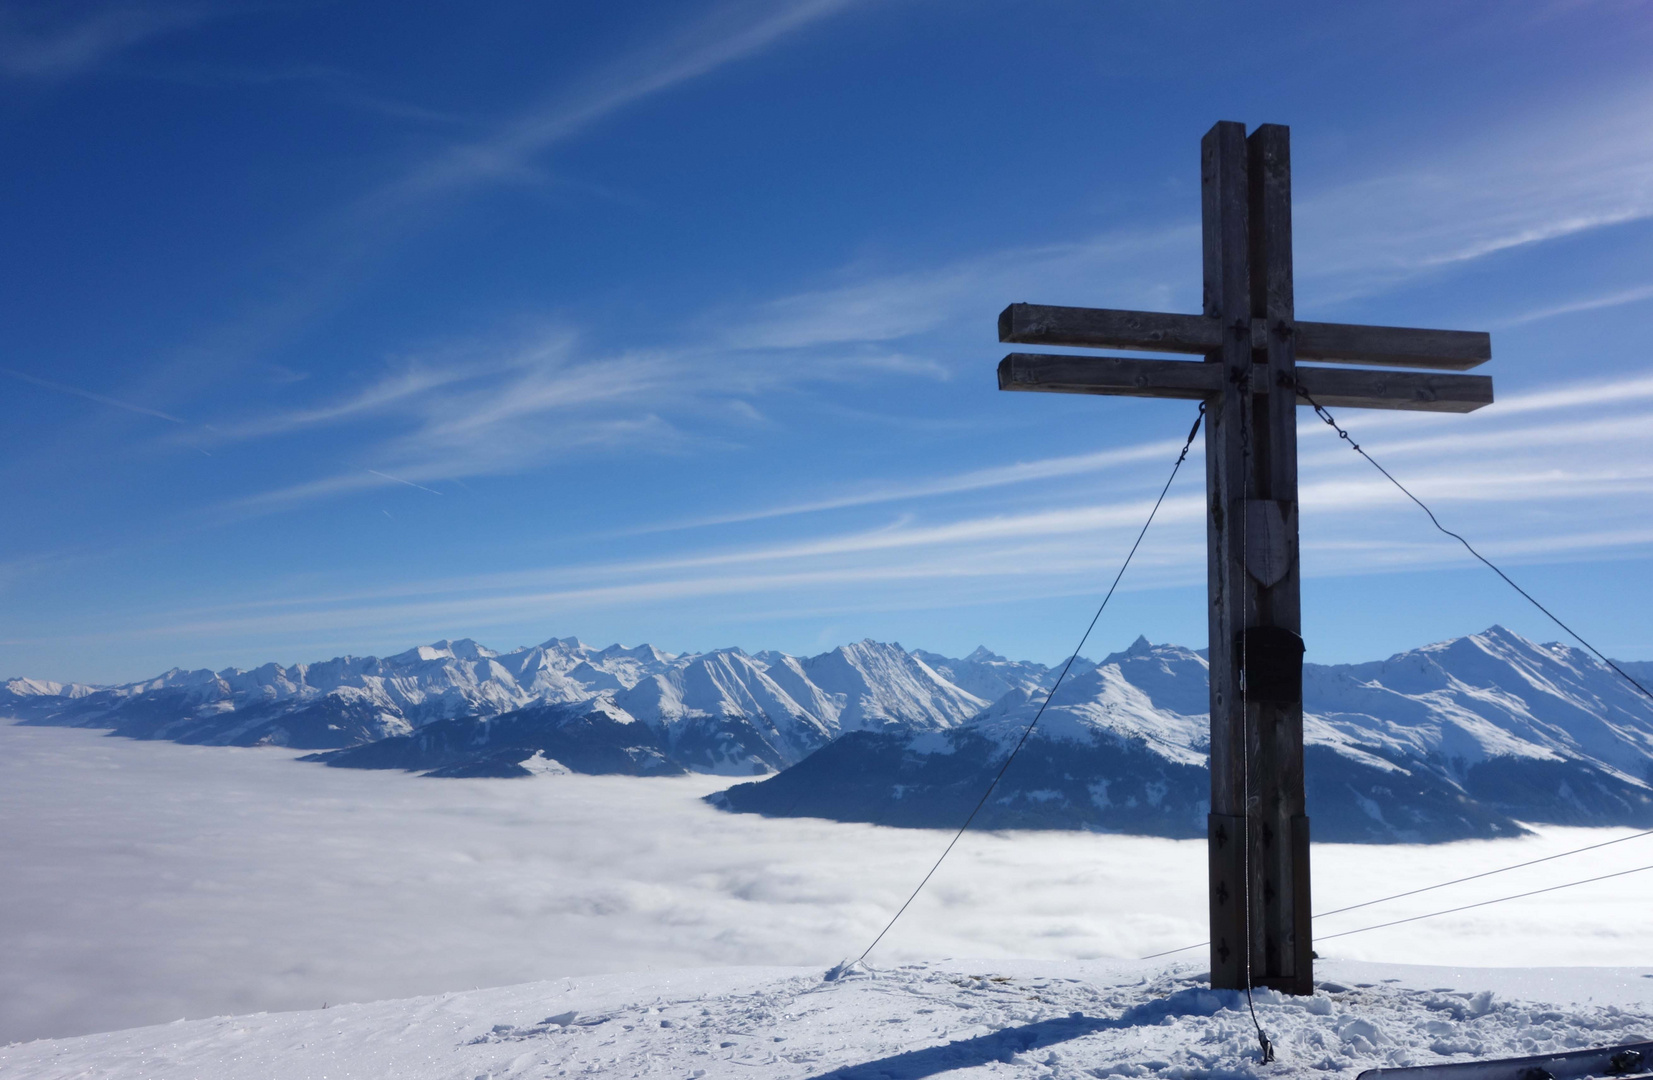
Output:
[1236, 626, 1304, 704]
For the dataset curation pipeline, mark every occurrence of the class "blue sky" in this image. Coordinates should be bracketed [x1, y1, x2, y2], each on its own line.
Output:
[4, 0, 1653, 683]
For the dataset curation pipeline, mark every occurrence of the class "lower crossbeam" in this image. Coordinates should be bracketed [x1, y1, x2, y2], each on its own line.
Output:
[998, 354, 1493, 413]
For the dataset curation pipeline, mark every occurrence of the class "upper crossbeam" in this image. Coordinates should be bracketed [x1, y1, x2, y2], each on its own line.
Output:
[998, 353, 1493, 413]
[1000, 303, 1491, 372]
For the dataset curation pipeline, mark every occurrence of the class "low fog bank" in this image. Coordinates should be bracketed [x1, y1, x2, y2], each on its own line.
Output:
[2, 722, 1648, 1044]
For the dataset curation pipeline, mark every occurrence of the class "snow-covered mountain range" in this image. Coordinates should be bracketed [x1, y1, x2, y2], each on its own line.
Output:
[0, 637, 1049, 775]
[6, 626, 1653, 842]
[717, 627, 1653, 842]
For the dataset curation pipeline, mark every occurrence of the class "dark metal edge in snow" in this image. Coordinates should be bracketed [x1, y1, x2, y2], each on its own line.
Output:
[1356, 1042, 1652, 1080]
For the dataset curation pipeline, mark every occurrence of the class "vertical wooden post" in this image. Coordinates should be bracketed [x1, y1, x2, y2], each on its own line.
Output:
[1203, 119, 1253, 993]
[997, 120, 1490, 992]
[1246, 122, 1312, 995]
[1204, 120, 1313, 995]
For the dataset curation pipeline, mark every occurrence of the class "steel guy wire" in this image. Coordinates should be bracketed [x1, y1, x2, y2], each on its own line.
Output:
[1145, 378, 1653, 968]
[1137, 825, 1653, 960]
[1314, 862, 1653, 943]
[1154, 862, 1653, 956]
[1313, 826, 1653, 920]
[845, 401, 1208, 970]
[1135, 939, 1213, 960]
[1288, 376, 1653, 707]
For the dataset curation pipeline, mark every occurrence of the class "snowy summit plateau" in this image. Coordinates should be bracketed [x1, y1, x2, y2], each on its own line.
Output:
[5, 960, 1653, 1080]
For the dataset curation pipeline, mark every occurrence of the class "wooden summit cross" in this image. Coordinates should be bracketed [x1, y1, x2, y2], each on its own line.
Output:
[997, 121, 1493, 995]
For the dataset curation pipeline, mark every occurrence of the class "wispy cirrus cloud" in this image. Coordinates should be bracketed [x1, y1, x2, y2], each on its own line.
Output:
[204, 361, 492, 442]
[716, 225, 1198, 353]
[1496, 282, 1653, 327]
[203, 321, 967, 515]
[635, 373, 1653, 536]
[123, 0, 871, 401]
[371, 0, 864, 212]
[1, 366, 191, 425]
[716, 78, 1653, 352]
[1295, 82, 1653, 302]
[630, 437, 1193, 534]
[150, 61, 486, 129]
[135, 66, 1653, 521]
[194, 223, 1202, 515]
[84, 53, 1653, 559]
[0, 2, 209, 80]
[80, 368, 1653, 653]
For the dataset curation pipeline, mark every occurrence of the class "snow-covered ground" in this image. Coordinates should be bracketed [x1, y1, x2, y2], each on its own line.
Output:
[4, 960, 1651, 1079]
[3, 723, 1650, 1062]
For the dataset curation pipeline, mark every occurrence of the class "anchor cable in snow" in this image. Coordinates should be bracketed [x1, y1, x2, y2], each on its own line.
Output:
[1313, 826, 1653, 920]
[1315, 862, 1653, 943]
[1138, 827, 1653, 960]
[1289, 379, 1653, 708]
[846, 402, 1207, 969]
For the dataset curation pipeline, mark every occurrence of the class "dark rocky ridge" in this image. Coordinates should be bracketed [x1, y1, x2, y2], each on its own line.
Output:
[305, 701, 682, 778]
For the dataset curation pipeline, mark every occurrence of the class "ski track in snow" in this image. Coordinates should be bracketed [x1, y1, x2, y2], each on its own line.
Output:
[4, 961, 1651, 1080]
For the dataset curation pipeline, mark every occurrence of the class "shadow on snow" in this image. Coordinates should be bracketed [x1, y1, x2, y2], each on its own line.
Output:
[805, 986, 1255, 1080]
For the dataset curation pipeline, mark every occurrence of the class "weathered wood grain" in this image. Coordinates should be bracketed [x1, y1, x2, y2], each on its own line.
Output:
[1244, 121, 1312, 995]
[997, 357, 1493, 413]
[998, 304, 1221, 353]
[1295, 321, 1489, 371]
[997, 353, 1223, 399]
[1292, 366, 1493, 412]
[998, 304, 1490, 371]
[1202, 118, 1255, 995]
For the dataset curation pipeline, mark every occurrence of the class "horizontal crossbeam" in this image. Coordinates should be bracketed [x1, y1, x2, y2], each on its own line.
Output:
[999, 303, 1491, 371]
[998, 353, 1494, 412]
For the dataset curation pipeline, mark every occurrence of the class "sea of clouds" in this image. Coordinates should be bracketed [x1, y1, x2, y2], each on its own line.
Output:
[3, 721, 1649, 1045]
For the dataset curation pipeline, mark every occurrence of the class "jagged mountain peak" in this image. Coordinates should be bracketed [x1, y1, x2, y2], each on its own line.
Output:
[389, 639, 498, 664]
[3, 677, 98, 698]
[594, 642, 677, 664]
[909, 647, 1056, 702]
[1310, 627, 1653, 781]
[1387, 625, 1571, 678]
[1, 631, 1006, 772]
[13, 624, 1653, 841]
[968, 654, 1209, 763]
[1098, 636, 1186, 662]
[147, 667, 224, 689]
[719, 624, 1653, 842]
[800, 638, 986, 733]
[833, 638, 906, 660]
[443, 638, 497, 660]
